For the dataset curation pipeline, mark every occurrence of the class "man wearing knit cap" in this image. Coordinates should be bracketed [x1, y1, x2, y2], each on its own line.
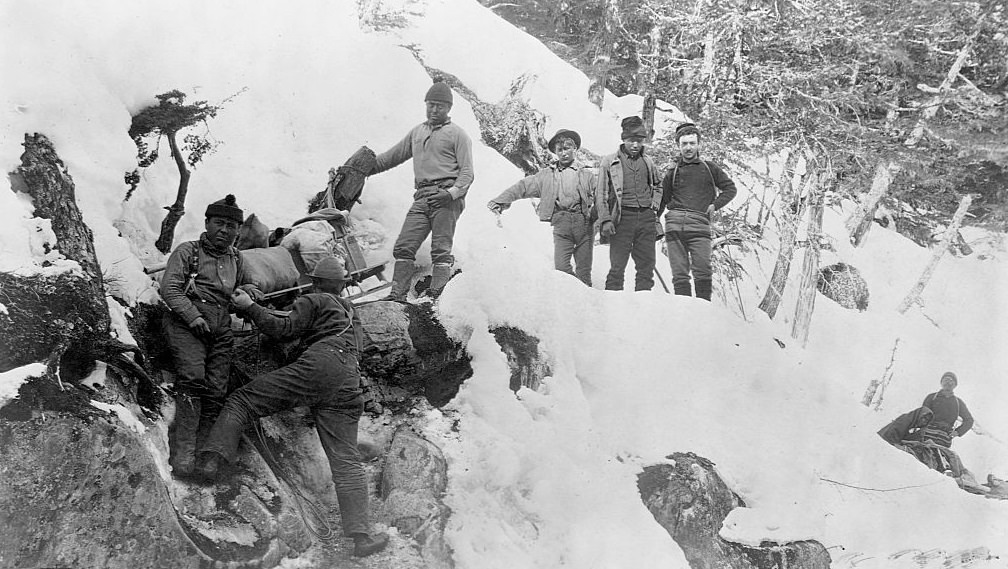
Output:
[596, 116, 663, 291]
[371, 79, 475, 300]
[487, 128, 597, 286]
[657, 122, 737, 300]
[920, 371, 974, 447]
[160, 194, 258, 477]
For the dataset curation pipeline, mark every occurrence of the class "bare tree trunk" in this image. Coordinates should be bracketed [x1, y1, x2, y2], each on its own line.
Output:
[904, 18, 983, 147]
[700, 30, 718, 116]
[587, 0, 618, 110]
[758, 151, 805, 319]
[845, 161, 894, 247]
[897, 195, 973, 314]
[791, 170, 828, 347]
[155, 130, 191, 254]
[639, 23, 664, 139]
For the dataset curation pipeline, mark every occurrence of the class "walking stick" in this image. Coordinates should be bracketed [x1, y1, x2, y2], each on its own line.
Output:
[654, 266, 670, 294]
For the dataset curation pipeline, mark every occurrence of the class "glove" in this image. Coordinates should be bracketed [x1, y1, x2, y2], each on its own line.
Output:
[655, 219, 665, 242]
[427, 189, 454, 208]
[600, 221, 616, 239]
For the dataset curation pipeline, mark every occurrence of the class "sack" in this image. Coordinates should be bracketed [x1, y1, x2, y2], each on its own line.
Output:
[240, 247, 300, 294]
[920, 425, 953, 448]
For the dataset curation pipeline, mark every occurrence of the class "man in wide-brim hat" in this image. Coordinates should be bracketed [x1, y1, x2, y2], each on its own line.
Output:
[488, 128, 598, 286]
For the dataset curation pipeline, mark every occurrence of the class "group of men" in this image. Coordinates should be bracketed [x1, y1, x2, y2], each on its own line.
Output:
[157, 80, 734, 559]
[369, 80, 738, 300]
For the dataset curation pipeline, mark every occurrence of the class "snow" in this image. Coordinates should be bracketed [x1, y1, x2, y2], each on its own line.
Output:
[0, 363, 47, 408]
[2, 0, 1007, 567]
[90, 399, 147, 435]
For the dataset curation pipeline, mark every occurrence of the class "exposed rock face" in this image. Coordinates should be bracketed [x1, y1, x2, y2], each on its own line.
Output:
[0, 415, 205, 569]
[817, 262, 869, 311]
[380, 427, 452, 568]
[638, 453, 831, 569]
[490, 325, 552, 392]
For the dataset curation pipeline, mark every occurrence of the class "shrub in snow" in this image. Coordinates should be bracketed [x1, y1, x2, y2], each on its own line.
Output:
[817, 262, 869, 311]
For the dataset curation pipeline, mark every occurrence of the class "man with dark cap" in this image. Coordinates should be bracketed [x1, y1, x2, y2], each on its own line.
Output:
[658, 122, 737, 300]
[371, 79, 475, 300]
[487, 129, 597, 285]
[197, 256, 390, 558]
[920, 371, 974, 447]
[596, 116, 663, 291]
[160, 194, 259, 477]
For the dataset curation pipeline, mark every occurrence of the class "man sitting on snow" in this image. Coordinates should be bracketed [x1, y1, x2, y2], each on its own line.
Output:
[877, 406, 933, 450]
[487, 128, 597, 286]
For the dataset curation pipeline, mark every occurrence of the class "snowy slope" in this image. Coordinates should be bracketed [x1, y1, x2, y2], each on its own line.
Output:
[3, 0, 1007, 568]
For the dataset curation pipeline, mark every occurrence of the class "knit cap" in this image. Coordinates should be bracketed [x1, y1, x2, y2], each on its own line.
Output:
[675, 122, 700, 142]
[205, 194, 243, 223]
[941, 371, 958, 385]
[425, 81, 453, 105]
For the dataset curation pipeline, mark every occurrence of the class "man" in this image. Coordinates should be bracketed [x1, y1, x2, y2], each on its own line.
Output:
[596, 116, 663, 291]
[371, 80, 475, 300]
[197, 257, 389, 558]
[877, 406, 933, 448]
[921, 371, 974, 447]
[487, 129, 597, 286]
[160, 194, 256, 477]
[658, 123, 737, 300]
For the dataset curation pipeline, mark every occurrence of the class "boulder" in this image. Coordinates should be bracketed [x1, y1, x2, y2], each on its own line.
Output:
[638, 453, 831, 569]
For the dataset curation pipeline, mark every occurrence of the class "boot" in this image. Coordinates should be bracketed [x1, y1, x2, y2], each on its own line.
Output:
[352, 532, 390, 557]
[169, 394, 201, 477]
[196, 451, 222, 482]
[695, 278, 713, 301]
[387, 260, 414, 302]
[673, 282, 692, 296]
[426, 262, 452, 298]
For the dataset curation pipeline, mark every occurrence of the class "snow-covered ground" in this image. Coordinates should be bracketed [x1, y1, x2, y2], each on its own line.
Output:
[2, 0, 1006, 567]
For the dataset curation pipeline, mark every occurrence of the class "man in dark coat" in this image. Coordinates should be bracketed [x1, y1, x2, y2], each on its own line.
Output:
[658, 123, 737, 300]
[197, 257, 389, 558]
[488, 129, 597, 286]
[160, 194, 256, 477]
[371, 80, 475, 300]
[921, 371, 974, 447]
[596, 116, 663, 291]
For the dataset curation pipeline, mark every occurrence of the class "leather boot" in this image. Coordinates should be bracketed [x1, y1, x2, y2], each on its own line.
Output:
[673, 282, 692, 296]
[169, 394, 201, 477]
[695, 278, 713, 301]
[426, 263, 452, 298]
[387, 260, 414, 302]
[352, 532, 390, 557]
[196, 451, 223, 482]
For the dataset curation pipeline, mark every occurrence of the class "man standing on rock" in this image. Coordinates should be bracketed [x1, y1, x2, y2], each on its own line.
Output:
[596, 116, 664, 291]
[160, 194, 258, 478]
[921, 371, 974, 447]
[371, 79, 475, 300]
[658, 123, 737, 300]
[198, 257, 389, 558]
[487, 128, 597, 286]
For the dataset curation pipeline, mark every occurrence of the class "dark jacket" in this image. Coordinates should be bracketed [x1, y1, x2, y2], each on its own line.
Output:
[878, 407, 933, 446]
[160, 234, 245, 325]
[245, 292, 363, 355]
[922, 392, 973, 436]
[491, 163, 596, 222]
[595, 149, 662, 228]
[659, 157, 736, 233]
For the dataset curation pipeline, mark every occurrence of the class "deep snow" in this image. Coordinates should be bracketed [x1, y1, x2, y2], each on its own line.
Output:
[2, 0, 1006, 567]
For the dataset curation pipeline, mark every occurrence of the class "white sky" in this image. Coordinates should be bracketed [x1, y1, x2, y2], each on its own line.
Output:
[2, 0, 1007, 567]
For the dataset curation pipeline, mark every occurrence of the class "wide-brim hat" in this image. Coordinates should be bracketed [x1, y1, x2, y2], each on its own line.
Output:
[308, 257, 350, 282]
[547, 129, 581, 152]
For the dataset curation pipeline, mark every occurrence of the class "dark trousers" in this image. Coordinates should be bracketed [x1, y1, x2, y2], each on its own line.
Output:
[202, 338, 370, 536]
[163, 303, 234, 423]
[551, 211, 593, 286]
[605, 208, 656, 291]
[393, 196, 465, 265]
[665, 231, 713, 286]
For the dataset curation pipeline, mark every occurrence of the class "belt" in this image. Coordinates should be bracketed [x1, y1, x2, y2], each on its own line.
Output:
[621, 206, 652, 212]
[415, 177, 457, 189]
